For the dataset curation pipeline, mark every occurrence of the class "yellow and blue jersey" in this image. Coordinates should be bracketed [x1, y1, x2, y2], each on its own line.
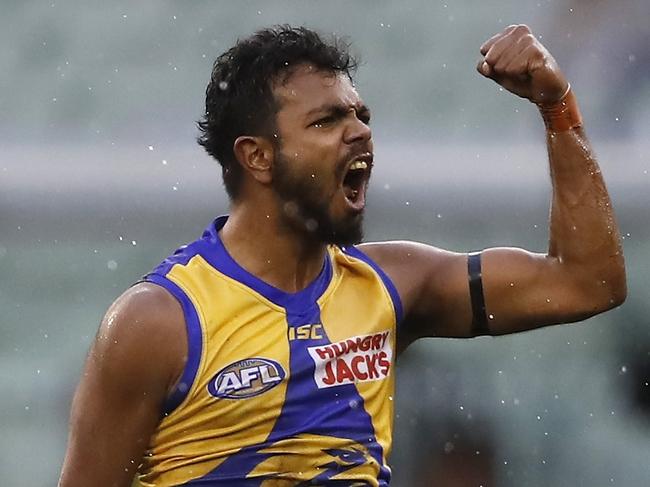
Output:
[138, 216, 403, 486]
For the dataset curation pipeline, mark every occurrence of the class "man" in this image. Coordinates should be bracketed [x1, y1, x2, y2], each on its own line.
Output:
[58, 25, 626, 486]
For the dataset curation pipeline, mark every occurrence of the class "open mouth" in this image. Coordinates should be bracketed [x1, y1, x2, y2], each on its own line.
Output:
[342, 158, 371, 208]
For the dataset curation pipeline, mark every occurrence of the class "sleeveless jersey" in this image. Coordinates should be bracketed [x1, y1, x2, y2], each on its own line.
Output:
[137, 216, 403, 486]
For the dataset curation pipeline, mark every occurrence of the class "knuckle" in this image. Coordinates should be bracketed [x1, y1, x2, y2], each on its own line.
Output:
[519, 33, 535, 45]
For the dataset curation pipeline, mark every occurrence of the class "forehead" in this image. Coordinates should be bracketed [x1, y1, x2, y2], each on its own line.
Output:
[273, 64, 362, 116]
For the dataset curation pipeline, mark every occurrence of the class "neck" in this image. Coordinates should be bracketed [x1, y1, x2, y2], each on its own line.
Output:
[219, 200, 329, 294]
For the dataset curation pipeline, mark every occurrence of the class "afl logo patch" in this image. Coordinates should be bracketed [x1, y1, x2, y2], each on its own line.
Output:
[207, 358, 285, 399]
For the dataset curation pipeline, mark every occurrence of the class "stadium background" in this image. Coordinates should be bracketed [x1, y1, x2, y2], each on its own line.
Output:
[1, 1, 649, 485]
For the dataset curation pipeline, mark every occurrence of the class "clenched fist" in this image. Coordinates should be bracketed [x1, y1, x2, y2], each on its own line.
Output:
[478, 24, 568, 105]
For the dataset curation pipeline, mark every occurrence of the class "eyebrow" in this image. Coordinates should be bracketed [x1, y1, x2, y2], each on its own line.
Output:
[305, 102, 371, 119]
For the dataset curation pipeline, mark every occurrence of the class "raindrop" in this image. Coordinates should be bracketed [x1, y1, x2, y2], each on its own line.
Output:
[283, 201, 299, 218]
[148, 145, 154, 151]
[349, 399, 358, 409]
[383, 183, 390, 190]
[305, 219, 318, 232]
[107, 260, 118, 270]
[162, 159, 168, 165]
[131, 240, 137, 246]
[488, 314, 494, 320]
[218, 81, 228, 91]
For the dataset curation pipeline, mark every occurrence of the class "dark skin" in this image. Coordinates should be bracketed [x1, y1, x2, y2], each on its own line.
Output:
[59, 25, 626, 487]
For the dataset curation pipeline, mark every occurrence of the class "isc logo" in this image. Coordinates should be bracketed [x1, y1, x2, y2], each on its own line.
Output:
[207, 358, 286, 399]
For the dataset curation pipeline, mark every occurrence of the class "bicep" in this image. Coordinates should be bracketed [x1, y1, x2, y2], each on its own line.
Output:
[481, 247, 596, 334]
[364, 242, 596, 342]
[59, 284, 186, 487]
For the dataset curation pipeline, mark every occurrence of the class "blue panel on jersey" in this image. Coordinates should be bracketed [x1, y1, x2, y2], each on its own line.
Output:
[144, 274, 204, 417]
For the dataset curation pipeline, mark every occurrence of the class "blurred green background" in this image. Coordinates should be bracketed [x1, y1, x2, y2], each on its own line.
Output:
[2, 1, 649, 485]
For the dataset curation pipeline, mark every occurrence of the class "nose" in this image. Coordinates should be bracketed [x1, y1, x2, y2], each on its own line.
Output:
[343, 111, 372, 145]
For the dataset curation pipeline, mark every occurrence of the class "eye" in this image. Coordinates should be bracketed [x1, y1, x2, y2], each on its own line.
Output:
[311, 116, 335, 128]
[358, 112, 371, 125]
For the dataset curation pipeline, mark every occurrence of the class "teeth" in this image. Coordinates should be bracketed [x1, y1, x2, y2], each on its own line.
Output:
[351, 190, 359, 198]
[349, 160, 368, 171]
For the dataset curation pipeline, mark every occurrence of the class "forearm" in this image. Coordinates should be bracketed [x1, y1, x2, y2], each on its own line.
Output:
[546, 122, 626, 305]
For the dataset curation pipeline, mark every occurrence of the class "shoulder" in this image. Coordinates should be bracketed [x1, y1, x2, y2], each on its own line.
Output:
[102, 281, 185, 342]
[358, 240, 466, 285]
[93, 281, 187, 395]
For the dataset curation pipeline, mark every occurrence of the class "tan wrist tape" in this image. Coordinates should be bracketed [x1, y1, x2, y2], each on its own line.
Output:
[537, 86, 583, 132]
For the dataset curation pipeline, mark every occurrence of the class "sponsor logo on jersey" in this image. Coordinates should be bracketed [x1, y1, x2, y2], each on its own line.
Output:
[308, 331, 392, 388]
[207, 357, 285, 399]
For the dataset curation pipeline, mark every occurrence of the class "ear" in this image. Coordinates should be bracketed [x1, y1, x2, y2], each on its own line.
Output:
[233, 136, 274, 185]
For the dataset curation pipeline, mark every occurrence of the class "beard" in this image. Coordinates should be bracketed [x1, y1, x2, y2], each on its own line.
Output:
[271, 151, 364, 246]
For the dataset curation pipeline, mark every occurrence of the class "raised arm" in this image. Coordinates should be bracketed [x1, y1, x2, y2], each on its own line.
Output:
[58, 282, 187, 487]
[362, 25, 626, 345]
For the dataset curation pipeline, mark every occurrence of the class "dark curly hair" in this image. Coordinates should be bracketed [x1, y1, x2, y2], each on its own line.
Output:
[197, 25, 358, 200]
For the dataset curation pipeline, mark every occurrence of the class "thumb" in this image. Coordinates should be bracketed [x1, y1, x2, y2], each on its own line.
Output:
[476, 60, 493, 78]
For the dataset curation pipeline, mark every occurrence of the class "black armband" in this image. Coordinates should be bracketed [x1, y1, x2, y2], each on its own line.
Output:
[468, 252, 489, 335]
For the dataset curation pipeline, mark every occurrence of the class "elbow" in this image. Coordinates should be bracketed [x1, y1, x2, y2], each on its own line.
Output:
[591, 261, 627, 313]
[569, 259, 627, 318]
[606, 270, 627, 309]
[606, 255, 627, 309]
